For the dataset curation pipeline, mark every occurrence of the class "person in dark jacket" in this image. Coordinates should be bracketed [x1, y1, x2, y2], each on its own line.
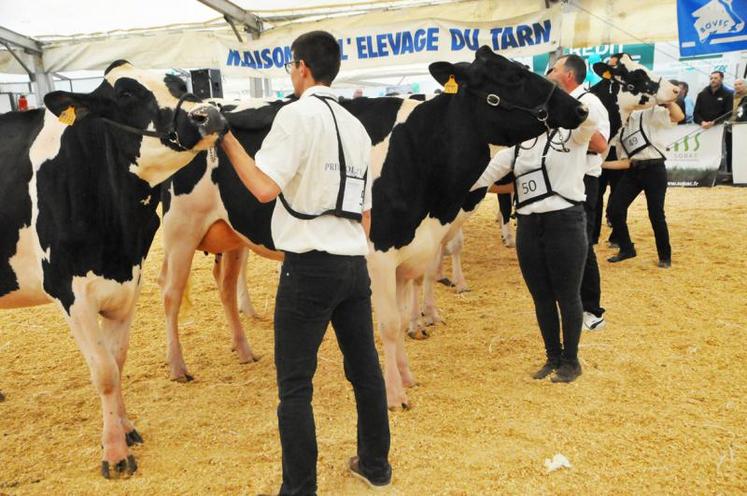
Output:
[694, 71, 734, 174]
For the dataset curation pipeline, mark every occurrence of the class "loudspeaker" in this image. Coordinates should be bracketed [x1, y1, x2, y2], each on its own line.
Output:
[190, 69, 223, 99]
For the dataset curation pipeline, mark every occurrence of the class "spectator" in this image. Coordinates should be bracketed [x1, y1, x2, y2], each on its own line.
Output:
[731, 79, 746, 121]
[693, 71, 734, 175]
[676, 81, 694, 124]
[353, 87, 364, 98]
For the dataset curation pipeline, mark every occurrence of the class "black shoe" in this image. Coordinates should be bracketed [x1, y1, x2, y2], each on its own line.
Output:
[551, 361, 583, 383]
[658, 259, 671, 268]
[532, 359, 560, 380]
[348, 456, 391, 489]
[608, 248, 636, 263]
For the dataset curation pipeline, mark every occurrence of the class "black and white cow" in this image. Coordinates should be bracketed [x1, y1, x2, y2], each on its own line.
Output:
[0, 60, 226, 477]
[159, 46, 589, 408]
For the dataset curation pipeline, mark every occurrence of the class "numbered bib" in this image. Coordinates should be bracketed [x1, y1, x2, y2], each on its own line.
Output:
[514, 168, 552, 208]
[621, 128, 647, 157]
[341, 176, 365, 215]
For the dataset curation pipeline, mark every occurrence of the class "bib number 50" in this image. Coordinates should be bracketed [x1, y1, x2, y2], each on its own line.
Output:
[521, 179, 537, 195]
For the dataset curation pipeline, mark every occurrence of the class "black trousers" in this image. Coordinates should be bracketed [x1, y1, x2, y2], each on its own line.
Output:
[275, 251, 391, 496]
[593, 147, 625, 245]
[516, 205, 588, 364]
[581, 175, 604, 317]
[607, 161, 672, 261]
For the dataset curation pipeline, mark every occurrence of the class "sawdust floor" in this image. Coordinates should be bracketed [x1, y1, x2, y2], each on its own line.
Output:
[1, 187, 746, 495]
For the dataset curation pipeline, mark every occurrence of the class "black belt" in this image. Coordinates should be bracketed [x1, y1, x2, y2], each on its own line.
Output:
[631, 158, 665, 169]
[586, 151, 599, 156]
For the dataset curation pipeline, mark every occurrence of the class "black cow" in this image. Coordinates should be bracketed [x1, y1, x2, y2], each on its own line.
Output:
[158, 46, 588, 409]
[0, 60, 226, 478]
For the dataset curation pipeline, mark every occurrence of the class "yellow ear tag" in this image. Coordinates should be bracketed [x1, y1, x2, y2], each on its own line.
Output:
[602, 70, 612, 80]
[58, 106, 76, 126]
[444, 75, 459, 94]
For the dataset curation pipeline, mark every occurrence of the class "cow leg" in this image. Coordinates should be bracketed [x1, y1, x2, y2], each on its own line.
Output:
[236, 248, 258, 317]
[434, 245, 453, 287]
[448, 230, 469, 293]
[214, 249, 258, 364]
[158, 242, 199, 382]
[101, 314, 143, 447]
[369, 264, 409, 410]
[68, 303, 136, 478]
[422, 253, 445, 327]
[396, 279, 417, 387]
[407, 277, 429, 340]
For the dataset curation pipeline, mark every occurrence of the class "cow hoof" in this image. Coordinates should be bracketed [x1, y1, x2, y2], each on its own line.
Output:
[101, 455, 137, 479]
[125, 429, 144, 446]
[388, 401, 411, 412]
[455, 287, 471, 294]
[173, 374, 194, 383]
[407, 328, 429, 340]
[437, 277, 455, 287]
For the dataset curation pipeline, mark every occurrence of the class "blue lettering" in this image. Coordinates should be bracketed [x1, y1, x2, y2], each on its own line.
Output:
[414, 29, 428, 52]
[401, 31, 414, 54]
[426, 27, 438, 51]
[226, 49, 241, 66]
[450, 28, 465, 51]
[490, 27, 503, 50]
[366, 36, 379, 58]
[387, 32, 402, 55]
[253, 50, 263, 68]
[242, 51, 256, 68]
[501, 27, 518, 49]
[533, 20, 551, 44]
[337, 39, 348, 60]
[356, 36, 368, 59]
[465, 28, 479, 51]
[272, 47, 284, 67]
[516, 25, 534, 46]
[376, 33, 389, 57]
[284, 46, 292, 62]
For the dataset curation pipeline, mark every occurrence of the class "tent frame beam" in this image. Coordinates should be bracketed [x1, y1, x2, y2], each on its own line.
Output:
[0, 26, 42, 54]
[196, 0, 262, 34]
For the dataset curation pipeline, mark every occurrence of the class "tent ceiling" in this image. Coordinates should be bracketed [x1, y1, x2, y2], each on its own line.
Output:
[0, 0, 464, 40]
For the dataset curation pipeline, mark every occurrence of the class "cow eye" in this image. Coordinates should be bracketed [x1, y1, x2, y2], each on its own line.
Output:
[118, 90, 135, 100]
[627, 84, 635, 91]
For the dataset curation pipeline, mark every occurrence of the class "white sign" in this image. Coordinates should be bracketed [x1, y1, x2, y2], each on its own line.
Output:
[732, 123, 747, 184]
[660, 123, 724, 186]
[220, 6, 561, 78]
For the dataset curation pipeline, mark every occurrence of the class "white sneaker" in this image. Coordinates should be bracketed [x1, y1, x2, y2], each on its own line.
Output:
[583, 312, 606, 331]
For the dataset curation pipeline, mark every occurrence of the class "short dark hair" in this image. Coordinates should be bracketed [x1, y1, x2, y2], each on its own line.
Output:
[290, 31, 340, 85]
[558, 54, 586, 85]
[668, 79, 679, 86]
[711, 71, 724, 79]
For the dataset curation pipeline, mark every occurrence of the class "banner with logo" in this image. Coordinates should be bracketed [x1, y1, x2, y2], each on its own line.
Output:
[660, 123, 724, 186]
[677, 0, 747, 57]
[220, 6, 561, 78]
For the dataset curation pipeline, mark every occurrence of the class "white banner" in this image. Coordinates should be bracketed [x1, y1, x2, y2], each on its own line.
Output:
[732, 123, 747, 185]
[220, 6, 561, 78]
[659, 123, 724, 187]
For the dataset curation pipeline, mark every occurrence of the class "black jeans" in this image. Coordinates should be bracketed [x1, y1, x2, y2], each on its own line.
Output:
[275, 251, 391, 496]
[607, 161, 672, 261]
[581, 175, 604, 317]
[593, 147, 625, 244]
[516, 205, 588, 364]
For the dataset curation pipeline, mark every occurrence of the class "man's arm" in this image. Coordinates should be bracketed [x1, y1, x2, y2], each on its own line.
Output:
[666, 101, 685, 124]
[362, 210, 371, 238]
[715, 91, 734, 124]
[693, 93, 706, 125]
[589, 130, 608, 154]
[220, 132, 281, 203]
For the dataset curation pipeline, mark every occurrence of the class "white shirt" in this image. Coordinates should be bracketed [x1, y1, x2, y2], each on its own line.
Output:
[618, 105, 677, 161]
[255, 86, 372, 255]
[473, 85, 600, 214]
[577, 89, 610, 177]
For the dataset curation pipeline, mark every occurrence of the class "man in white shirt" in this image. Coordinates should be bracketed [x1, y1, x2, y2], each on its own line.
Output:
[473, 54, 605, 383]
[606, 101, 684, 267]
[220, 31, 391, 495]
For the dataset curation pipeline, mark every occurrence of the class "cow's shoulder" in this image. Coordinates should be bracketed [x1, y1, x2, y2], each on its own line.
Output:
[342, 97, 412, 146]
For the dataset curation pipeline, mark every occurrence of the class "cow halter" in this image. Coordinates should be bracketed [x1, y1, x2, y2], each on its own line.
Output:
[466, 80, 557, 127]
[100, 92, 199, 151]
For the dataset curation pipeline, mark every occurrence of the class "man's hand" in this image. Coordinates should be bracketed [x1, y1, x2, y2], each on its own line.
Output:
[701, 121, 714, 129]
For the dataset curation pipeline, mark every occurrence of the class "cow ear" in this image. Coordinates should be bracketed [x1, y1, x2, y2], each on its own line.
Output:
[429, 61, 469, 89]
[593, 62, 614, 80]
[44, 91, 99, 123]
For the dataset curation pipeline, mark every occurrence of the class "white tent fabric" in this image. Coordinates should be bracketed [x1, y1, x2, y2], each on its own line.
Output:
[0, 0, 680, 76]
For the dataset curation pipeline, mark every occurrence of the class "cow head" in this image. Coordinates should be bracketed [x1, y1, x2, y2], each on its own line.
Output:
[429, 46, 588, 145]
[44, 60, 227, 186]
[593, 53, 679, 116]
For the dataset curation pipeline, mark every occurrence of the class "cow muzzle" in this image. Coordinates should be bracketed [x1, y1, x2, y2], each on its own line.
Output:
[189, 105, 228, 137]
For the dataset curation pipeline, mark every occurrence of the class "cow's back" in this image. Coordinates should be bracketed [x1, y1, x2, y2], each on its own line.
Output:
[0, 110, 44, 300]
